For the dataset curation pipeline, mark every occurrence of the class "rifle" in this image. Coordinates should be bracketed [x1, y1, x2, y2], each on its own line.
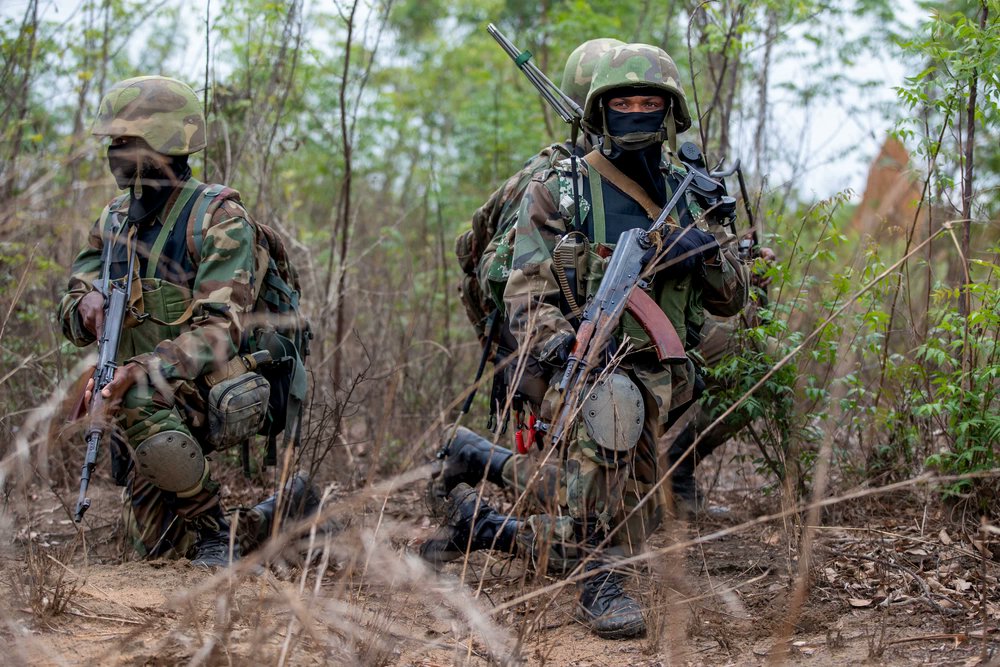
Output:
[486, 23, 583, 124]
[74, 230, 136, 523]
[548, 144, 757, 446]
[677, 141, 758, 259]
[487, 23, 586, 230]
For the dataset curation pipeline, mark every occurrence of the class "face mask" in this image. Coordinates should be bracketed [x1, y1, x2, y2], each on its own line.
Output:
[107, 143, 141, 190]
[604, 108, 668, 152]
[107, 141, 191, 223]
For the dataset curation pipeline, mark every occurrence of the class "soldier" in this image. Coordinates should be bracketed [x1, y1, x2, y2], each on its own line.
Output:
[456, 37, 623, 343]
[424, 44, 750, 639]
[59, 76, 316, 567]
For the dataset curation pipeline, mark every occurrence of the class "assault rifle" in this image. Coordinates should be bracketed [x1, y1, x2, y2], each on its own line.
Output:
[74, 233, 136, 523]
[678, 142, 758, 259]
[487, 23, 583, 124]
[549, 143, 753, 447]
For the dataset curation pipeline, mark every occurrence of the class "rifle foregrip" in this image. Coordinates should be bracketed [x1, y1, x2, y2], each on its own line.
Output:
[626, 289, 687, 363]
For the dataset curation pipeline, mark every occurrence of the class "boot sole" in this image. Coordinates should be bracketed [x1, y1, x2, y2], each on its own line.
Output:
[577, 609, 647, 640]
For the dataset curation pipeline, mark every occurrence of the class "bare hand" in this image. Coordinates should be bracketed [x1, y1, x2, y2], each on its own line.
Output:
[78, 290, 106, 337]
[752, 246, 777, 288]
[96, 362, 147, 409]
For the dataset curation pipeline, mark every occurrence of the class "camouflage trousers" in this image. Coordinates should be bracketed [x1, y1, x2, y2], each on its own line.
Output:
[497, 368, 671, 574]
[118, 376, 228, 558]
[690, 307, 765, 457]
[121, 475, 271, 559]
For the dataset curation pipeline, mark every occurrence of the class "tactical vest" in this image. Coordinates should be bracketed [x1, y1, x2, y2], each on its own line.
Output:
[553, 161, 708, 351]
[97, 178, 212, 362]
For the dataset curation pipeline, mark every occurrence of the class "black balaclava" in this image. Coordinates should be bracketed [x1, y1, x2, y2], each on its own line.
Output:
[600, 87, 669, 207]
[107, 139, 191, 224]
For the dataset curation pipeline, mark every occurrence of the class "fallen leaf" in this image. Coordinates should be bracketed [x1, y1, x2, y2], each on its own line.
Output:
[849, 598, 873, 608]
[940, 529, 953, 545]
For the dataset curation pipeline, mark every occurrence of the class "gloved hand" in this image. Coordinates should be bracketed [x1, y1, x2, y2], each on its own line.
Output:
[538, 331, 575, 370]
[645, 227, 719, 279]
[752, 246, 777, 288]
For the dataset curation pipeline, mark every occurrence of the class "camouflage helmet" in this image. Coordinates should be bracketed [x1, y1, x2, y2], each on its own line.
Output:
[92, 76, 206, 155]
[583, 43, 692, 134]
[560, 38, 625, 109]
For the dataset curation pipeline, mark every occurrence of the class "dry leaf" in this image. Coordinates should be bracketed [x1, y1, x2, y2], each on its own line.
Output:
[939, 528, 953, 545]
[848, 598, 873, 608]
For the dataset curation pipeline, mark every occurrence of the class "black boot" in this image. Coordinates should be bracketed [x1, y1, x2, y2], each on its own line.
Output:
[427, 427, 512, 515]
[190, 504, 240, 569]
[243, 473, 322, 553]
[575, 520, 646, 639]
[254, 473, 321, 526]
[420, 483, 521, 564]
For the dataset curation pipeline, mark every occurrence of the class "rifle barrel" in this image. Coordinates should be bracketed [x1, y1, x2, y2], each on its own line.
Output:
[486, 23, 583, 123]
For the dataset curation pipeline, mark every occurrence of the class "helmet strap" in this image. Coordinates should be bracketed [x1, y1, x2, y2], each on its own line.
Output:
[666, 108, 677, 154]
[600, 102, 614, 158]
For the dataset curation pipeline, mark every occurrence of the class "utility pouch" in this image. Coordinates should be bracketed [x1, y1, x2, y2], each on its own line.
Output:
[206, 372, 270, 450]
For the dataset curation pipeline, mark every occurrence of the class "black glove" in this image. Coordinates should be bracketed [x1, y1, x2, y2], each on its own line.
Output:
[645, 227, 719, 279]
[538, 331, 575, 371]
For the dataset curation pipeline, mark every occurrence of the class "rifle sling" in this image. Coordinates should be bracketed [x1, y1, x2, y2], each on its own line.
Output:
[583, 150, 662, 222]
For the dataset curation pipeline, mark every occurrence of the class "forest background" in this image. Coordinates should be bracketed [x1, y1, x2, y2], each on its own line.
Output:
[0, 0, 998, 665]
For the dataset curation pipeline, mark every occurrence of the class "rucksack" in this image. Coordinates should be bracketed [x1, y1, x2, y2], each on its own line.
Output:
[455, 143, 573, 339]
[186, 183, 311, 471]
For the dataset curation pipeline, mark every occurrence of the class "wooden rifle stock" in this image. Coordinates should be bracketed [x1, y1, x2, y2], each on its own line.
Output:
[625, 289, 687, 363]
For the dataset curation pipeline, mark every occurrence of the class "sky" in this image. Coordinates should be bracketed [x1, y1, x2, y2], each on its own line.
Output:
[6, 0, 924, 199]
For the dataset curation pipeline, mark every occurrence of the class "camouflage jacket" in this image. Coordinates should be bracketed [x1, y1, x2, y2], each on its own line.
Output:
[504, 151, 750, 363]
[58, 179, 257, 383]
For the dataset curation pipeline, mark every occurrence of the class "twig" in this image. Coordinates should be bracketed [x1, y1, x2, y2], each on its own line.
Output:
[822, 547, 964, 617]
[63, 608, 144, 626]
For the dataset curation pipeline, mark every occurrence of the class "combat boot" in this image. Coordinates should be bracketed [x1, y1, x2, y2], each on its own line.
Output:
[251, 473, 321, 529]
[190, 504, 240, 569]
[575, 520, 646, 639]
[667, 423, 730, 519]
[427, 427, 512, 515]
[420, 482, 521, 564]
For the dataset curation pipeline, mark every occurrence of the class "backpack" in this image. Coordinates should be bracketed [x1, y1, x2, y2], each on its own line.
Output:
[455, 143, 573, 339]
[187, 183, 311, 472]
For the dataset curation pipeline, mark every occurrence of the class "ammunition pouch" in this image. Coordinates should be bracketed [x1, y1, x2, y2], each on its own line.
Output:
[206, 372, 270, 450]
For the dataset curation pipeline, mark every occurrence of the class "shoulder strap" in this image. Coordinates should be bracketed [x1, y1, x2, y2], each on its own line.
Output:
[186, 184, 239, 263]
[144, 184, 242, 327]
[144, 179, 207, 279]
[583, 150, 662, 221]
[586, 161, 607, 244]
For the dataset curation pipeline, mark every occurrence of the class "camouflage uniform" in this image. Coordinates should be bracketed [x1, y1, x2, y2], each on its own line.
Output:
[58, 77, 260, 560]
[500, 45, 749, 565]
[456, 37, 624, 339]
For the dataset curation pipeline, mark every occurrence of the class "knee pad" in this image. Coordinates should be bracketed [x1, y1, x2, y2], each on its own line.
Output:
[134, 430, 207, 495]
[581, 374, 643, 454]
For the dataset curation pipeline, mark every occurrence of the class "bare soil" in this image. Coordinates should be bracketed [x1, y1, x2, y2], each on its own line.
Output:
[2, 450, 999, 666]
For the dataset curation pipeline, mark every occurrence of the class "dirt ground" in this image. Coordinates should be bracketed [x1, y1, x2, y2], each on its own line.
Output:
[2, 449, 999, 666]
